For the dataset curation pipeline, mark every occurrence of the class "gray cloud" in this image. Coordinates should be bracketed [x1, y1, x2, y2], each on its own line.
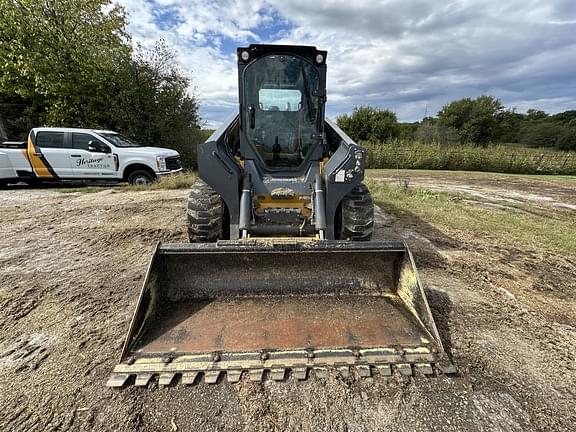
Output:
[119, 0, 576, 124]
[272, 0, 576, 120]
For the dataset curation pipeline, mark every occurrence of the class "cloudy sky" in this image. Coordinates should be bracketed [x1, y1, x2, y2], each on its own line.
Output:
[117, 0, 576, 127]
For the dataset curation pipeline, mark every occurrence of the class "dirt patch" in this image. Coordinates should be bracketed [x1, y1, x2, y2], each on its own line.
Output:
[371, 171, 576, 211]
[0, 182, 575, 431]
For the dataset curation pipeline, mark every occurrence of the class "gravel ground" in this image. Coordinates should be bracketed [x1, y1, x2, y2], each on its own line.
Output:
[0, 176, 574, 432]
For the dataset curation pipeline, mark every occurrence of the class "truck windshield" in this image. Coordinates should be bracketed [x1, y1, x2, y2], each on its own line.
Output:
[100, 133, 142, 148]
[243, 55, 320, 169]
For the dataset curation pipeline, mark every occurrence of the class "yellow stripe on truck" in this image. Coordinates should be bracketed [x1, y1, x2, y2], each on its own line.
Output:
[27, 136, 54, 178]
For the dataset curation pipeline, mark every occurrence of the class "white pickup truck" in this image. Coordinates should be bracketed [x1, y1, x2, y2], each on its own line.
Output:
[0, 127, 182, 186]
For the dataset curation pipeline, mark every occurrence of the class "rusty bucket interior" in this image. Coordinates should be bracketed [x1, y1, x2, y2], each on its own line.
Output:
[107, 240, 455, 387]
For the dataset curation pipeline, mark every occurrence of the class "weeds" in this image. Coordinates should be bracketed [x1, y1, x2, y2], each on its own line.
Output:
[57, 171, 197, 193]
[125, 171, 196, 191]
[363, 140, 576, 175]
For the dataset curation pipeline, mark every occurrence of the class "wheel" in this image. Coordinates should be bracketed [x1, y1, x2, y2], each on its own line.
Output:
[338, 183, 374, 241]
[127, 170, 154, 185]
[25, 179, 41, 188]
[187, 180, 225, 242]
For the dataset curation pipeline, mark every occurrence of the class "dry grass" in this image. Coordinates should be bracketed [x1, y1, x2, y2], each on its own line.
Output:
[126, 171, 197, 191]
[58, 171, 197, 193]
[364, 141, 576, 175]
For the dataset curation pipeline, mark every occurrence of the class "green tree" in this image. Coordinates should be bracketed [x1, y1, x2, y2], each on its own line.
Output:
[526, 108, 548, 121]
[496, 109, 526, 143]
[336, 105, 399, 142]
[556, 125, 576, 151]
[103, 41, 201, 167]
[0, 1, 202, 166]
[398, 122, 419, 140]
[521, 122, 576, 150]
[550, 110, 576, 124]
[414, 118, 459, 145]
[0, 0, 129, 126]
[437, 95, 504, 145]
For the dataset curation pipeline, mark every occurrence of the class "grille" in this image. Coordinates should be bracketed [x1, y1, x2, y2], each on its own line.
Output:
[166, 156, 182, 170]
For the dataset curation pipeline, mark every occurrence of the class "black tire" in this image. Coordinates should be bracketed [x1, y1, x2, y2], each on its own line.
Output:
[338, 183, 374, 241]
[25, 179, 41, 188]
[127, 170, 154, 185]
[187, 180, 225, 242]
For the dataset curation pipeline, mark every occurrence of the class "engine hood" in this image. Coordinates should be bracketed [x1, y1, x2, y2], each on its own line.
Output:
[116, 147, 179, 158]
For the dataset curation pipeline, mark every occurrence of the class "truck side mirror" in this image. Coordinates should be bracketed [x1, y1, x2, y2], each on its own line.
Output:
[88, 141, 110, 153]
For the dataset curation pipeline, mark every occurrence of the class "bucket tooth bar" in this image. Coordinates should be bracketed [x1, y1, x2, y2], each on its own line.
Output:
[107, 347, 456, 387]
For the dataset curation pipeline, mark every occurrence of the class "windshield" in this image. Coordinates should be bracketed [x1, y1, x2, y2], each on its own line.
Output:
[243, 55, 320, 169]
[100, 133, 142, 148]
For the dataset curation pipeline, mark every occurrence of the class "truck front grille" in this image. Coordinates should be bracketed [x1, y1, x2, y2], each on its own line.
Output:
[166, 156, 182, 170]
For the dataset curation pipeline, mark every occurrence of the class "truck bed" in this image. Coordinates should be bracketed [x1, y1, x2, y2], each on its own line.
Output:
[0, 141, 27, 149]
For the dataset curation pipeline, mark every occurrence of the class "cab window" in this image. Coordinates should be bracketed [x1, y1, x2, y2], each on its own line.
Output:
[72, 133, 106, 151]
[36, 132, 67, 148]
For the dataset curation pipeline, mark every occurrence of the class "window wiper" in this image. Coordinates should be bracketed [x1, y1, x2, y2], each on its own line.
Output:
[300, 64, 315, 122]
[248, 104, 256, 129]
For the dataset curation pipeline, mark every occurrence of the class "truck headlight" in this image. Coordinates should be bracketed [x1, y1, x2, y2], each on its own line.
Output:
[156, 157, 167, 171]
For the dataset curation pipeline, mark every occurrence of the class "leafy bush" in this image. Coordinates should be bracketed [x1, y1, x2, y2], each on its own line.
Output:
[336, 106, 399, 142]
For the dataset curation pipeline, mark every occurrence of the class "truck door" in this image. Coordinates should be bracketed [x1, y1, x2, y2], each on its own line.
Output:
[70, 133, 116, 178]
[35, 131, 73, 177]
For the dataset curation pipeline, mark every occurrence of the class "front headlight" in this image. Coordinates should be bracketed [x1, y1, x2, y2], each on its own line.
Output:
[156, 156, 167, 171]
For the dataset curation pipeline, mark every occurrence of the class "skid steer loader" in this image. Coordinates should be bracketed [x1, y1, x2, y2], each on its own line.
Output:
[107, 45, 456, 387]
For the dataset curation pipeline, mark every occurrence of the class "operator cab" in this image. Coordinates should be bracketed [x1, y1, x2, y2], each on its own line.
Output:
[238, 45, 327, 171]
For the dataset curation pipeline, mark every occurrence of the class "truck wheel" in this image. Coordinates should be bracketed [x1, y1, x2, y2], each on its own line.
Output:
[338, 183, 374, 241]
[187, 180, 224, 242]
[25, 179, 41, 188]
[128, 170, 154, 185]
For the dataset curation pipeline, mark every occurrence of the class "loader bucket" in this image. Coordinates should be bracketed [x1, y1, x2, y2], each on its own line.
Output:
[107, 240, 456, 387]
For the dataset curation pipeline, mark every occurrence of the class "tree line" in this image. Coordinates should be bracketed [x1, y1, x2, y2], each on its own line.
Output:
[0, 0, 204, 166]
[337, 96, 576, 151]
[2, 0, 573, 163]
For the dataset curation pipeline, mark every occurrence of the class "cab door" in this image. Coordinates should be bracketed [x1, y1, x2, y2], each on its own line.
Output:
[35, 130, 74, 178]
[70, 133, 116, 178]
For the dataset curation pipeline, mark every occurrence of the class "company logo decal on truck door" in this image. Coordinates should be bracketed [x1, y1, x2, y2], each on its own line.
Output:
[75, 156, 113, 169]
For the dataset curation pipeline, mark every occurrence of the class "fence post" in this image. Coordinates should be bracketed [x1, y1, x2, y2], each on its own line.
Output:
[536, 153, 545, 171]
[508, 152, 516, 171]
[561, 153, 570, 170]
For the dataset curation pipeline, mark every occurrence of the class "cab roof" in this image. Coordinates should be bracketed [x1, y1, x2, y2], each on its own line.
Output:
[31, 127, 118, 134]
